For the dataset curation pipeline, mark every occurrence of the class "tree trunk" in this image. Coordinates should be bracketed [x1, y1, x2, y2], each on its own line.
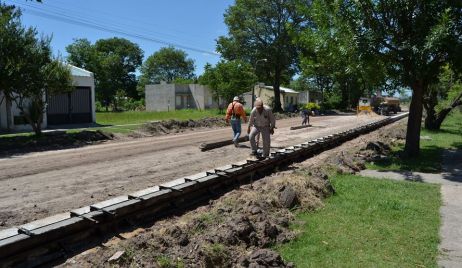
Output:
[273, 68, 283, 112]
[404, 81, 424, 157]
[424, 88, 462, 130]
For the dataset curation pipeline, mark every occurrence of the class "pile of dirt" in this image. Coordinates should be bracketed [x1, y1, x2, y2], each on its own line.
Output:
[136, 113, 300, 137]
[66, 120, 408, 267]
[0, 130, 113, 157]
[320, 122, 406, 175]
[138, 117, 228, 136]
[67, 170, 334, 267]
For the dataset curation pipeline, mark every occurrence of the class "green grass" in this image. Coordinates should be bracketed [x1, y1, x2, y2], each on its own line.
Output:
[367, 111, 462, 173]
[96, 109, 223, 125]
[278, 174, 441, 267]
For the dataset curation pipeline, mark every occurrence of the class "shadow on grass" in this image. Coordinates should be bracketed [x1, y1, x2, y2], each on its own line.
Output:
[429, 128, 462, 136]
[451, 141, 462, 150]
[371, 145, 443, 173]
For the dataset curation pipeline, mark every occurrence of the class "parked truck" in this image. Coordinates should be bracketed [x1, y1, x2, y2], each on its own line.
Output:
[371, 96, 401, 115]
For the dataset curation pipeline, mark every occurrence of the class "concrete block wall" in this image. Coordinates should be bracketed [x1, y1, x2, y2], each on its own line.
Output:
[145, 84, 176, 112]
[146, 84, 218, 111]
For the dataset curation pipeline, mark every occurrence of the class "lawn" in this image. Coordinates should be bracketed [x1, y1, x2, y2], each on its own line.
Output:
[278, 174, 441, 267]
[367, 111, 462, 173]
[96, 109, 223, 125]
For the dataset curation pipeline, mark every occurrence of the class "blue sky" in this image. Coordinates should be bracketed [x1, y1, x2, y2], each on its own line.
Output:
[5, 0, 233, 75]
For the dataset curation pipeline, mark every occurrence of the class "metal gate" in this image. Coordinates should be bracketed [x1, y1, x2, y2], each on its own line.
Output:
[47, 86, 92, 125]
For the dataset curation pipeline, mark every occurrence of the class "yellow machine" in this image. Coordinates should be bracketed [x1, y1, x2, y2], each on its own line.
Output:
[357, 97, 372, 115]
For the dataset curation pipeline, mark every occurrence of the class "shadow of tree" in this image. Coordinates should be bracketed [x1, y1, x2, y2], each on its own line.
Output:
[372, 146, 443, 173]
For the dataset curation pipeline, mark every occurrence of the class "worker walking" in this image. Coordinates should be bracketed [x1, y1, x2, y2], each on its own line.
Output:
[301, 108, 310, 126]
[225, 96, 247, 147]
[247, 98, 276, 158]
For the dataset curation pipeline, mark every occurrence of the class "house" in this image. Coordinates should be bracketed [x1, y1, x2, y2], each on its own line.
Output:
[0, 65, 96, 131]
[298, 90, 323, 104]
[145, 83, 219, 111]
[243, 85, 299, 111]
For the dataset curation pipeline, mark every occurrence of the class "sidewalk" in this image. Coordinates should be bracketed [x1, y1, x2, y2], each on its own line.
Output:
[359, 149, 462, 267]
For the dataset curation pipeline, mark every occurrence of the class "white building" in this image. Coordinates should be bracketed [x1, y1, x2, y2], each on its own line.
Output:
[0, 65, 96, 131]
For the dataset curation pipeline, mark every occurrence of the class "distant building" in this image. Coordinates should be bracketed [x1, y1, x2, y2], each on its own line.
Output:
[0, 65, 96, 131]
[145, 83, 218, 111]
[243, 85, 299, 111]
[298, 90, 323, 104]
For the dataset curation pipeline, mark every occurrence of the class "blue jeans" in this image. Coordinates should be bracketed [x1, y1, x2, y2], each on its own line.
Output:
[230, 118, 241, 141]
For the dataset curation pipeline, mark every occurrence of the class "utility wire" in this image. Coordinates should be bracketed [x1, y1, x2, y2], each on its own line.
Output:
[11, 0, 210, 46]
[9, 1, 220, 56]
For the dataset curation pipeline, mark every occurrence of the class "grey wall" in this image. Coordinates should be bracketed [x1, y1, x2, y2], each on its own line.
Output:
[145, 84, 176, 111]
[146, 84, 218, 111]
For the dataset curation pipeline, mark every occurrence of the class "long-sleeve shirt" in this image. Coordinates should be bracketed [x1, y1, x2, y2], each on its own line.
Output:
[225, 101, 247, 122]
[248, 105, 276, 128]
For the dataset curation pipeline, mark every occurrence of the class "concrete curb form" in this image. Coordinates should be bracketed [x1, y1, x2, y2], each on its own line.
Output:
[200, 135, 249, 151]
[0, 113, 409, 267]
[290, 124, 312, 130]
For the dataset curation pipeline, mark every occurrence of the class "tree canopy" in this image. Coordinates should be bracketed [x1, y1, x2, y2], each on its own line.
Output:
[66, 37, 143, 109]
[0, 3, 73, 134]
[138, 46, 195, 94]
[199, 60, 256, 104]
[335, 0, 462, 157]
[217, 0, 306, 112]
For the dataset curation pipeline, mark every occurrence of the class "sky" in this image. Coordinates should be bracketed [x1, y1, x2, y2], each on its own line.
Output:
[4, 0, 234, 75]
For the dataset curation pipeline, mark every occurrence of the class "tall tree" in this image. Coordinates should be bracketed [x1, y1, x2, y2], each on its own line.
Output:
[296, 1, 387, 109]
[199, 60, 256, 105]
[338, 0, 462, 157]
[138, 46, 195, 94]
[0, 3, 73, 134]
[66, 37, 143, 110]
[217, 0, 306, 112]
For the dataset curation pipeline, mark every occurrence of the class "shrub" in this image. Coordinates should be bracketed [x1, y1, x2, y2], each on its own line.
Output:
[305, 102, 321, 111]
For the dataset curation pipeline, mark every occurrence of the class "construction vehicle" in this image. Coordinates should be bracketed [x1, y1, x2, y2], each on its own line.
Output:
[371, 96, 401, 115]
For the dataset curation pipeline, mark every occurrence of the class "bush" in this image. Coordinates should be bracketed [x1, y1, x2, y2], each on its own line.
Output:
[122, 98, 145, 111]
[95, 101, 105, 112]
[305, 102, 321, 111]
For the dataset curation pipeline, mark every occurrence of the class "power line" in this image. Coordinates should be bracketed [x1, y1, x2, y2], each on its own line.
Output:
[10, 1, 221, 56]
[11, 0, 211, 46]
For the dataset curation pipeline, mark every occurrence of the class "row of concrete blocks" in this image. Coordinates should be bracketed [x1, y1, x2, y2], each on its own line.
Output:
[0, 113, 408, 267]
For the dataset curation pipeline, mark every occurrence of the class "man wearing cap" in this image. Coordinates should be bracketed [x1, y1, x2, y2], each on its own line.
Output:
[225, 96, 247, 147]
[247, 98, 276, 158]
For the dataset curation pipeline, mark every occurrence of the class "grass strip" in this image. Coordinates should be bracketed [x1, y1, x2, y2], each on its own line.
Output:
[278, 174, 441, 267]
[367, 111, 462, 172]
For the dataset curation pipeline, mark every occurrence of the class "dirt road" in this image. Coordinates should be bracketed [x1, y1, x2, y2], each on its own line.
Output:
[0, 115, 384, 229]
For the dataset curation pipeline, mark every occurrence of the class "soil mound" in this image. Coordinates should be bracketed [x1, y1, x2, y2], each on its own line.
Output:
[0, 130, 113, 157]
[67, 170, 334, 267]
[139, 117, 227, 136]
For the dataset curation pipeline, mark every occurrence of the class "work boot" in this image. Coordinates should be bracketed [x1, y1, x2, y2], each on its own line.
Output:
[250, 151, 258, 157]
[233, 139, 239, 147]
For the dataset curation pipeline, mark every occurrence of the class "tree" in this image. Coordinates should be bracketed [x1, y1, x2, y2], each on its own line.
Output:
[424, 66, 462, 130]
[0, 3, 73, 135]
[138, 46, 195, 94]
[217, 0, 305, 112]
[338, 0, 462, 157]
[296, 1, 387, 109]
[66, 37, 143, 110]
[199, 60, 256, 105]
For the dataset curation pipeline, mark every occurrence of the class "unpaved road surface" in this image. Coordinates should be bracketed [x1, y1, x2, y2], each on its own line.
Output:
[0, 115, 384, 229]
